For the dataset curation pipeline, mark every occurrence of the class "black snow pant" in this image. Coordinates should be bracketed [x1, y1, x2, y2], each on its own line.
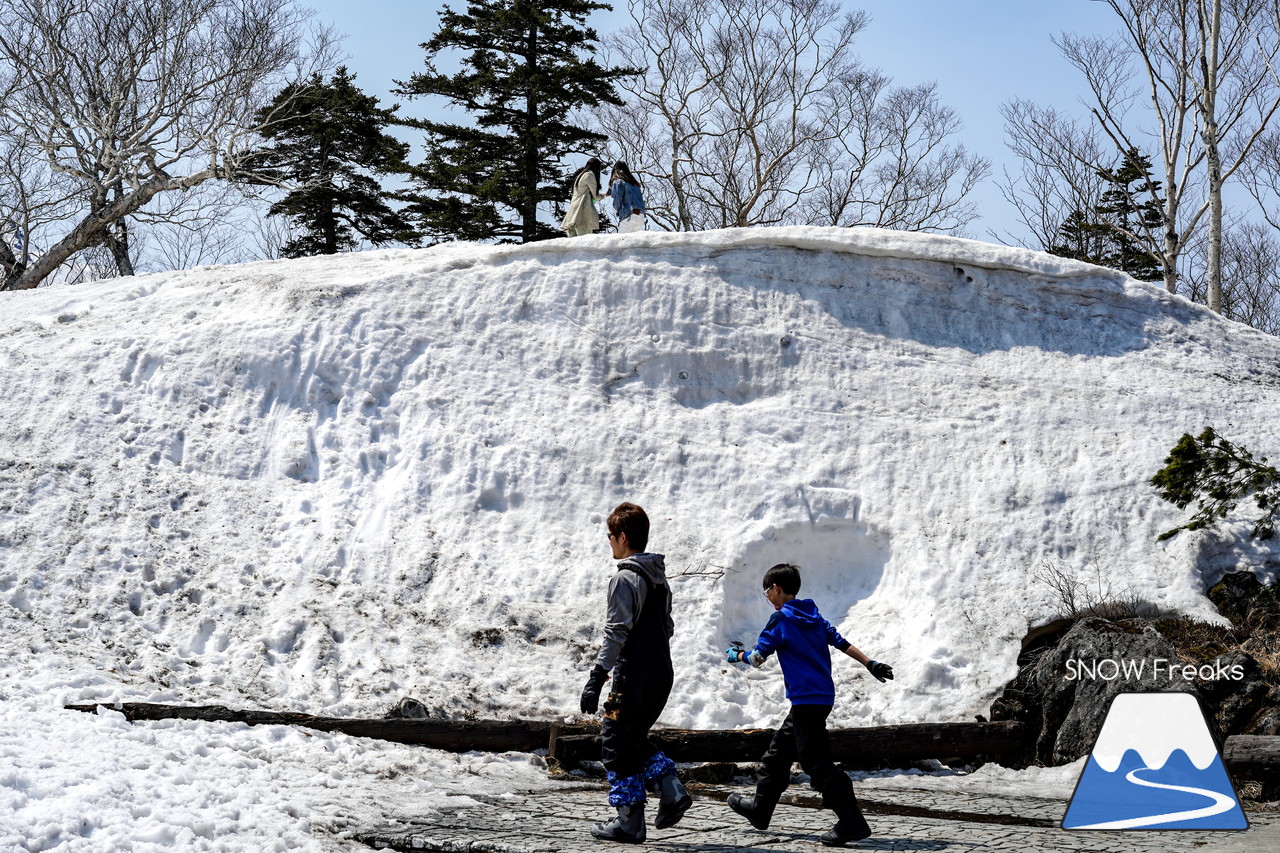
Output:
[600, 666, 674, 780]
[755, 704, 869, 832]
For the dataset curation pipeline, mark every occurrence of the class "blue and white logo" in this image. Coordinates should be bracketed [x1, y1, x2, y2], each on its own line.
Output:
[1063, 692, 1248, 830]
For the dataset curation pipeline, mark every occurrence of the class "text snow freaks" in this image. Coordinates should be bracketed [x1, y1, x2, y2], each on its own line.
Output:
[1064, 658, 1245, 682]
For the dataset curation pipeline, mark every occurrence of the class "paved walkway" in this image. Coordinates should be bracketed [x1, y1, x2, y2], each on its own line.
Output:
[356, 783, 1279, 852]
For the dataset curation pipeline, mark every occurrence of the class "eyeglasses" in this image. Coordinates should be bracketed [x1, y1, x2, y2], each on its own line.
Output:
[763, 585, 774, 597]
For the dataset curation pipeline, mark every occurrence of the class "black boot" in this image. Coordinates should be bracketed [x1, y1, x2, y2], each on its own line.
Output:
[653, 773, 692, 829]
[727, 792, 776, 830]
[818, 776, 871, 846]
[590, 803, 647, 843]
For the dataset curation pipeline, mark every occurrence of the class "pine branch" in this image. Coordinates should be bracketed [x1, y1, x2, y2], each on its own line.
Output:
[1150, 427, 1280, 541]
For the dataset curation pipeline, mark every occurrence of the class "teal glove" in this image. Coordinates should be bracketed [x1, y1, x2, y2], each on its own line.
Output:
[727, 646, 765, 668]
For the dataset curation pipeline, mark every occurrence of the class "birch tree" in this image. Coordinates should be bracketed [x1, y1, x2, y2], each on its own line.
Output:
[1001, 0, 1280, 307]
[0, 0, 333, 290]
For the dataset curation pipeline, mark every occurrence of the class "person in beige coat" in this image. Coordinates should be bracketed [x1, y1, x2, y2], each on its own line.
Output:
[562, 157, 606, 237]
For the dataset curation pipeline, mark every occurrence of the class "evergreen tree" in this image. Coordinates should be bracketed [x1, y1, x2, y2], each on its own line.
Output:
[254, 68, 416, 258]
[1051, 209, 1113, 269]
[1050, 148, 1165, 281]
[396, 0, 638, 243]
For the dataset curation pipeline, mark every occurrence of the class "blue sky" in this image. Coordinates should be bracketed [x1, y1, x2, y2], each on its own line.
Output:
[304, 1, 1122, 239]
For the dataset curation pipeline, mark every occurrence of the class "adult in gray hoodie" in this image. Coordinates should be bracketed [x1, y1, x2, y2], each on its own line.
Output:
[581, 502, 691, 842]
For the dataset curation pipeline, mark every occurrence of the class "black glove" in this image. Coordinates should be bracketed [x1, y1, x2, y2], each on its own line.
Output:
[580, 664, 609, 714]
[868, 660, 894, 682]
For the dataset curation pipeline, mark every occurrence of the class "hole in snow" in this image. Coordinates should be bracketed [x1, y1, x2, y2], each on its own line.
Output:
[716, 517, 889, 650]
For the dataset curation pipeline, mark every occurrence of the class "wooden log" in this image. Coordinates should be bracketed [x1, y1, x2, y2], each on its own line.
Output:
[1222, 734, 1280, 781]
[549, 721, 1031, 768]
[66, 703, 1280, 782]
[64, 703, 596, 752]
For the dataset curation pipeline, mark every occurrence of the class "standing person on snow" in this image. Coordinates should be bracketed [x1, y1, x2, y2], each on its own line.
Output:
[608, 161, 646, 233]
[562, 157, 607, 237]
[725, 563, 895, 847]
[580, 502, 691, 842]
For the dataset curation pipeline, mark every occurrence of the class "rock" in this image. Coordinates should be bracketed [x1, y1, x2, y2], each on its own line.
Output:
[1195, 651, 1270, 735]
[1207, 571, 1263, 625]
[1246, 704, 1280, 736]
[1207, 569, 1280, 632]
[384, 696, 431, 720]
[1027, 617, 1196, 765]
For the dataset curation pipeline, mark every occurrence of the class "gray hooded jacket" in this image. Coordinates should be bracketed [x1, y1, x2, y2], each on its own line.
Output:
[594, 552, 674, 673]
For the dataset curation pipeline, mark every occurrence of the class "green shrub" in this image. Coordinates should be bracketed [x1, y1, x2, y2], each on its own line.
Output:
[1150, 427, 1280, 541]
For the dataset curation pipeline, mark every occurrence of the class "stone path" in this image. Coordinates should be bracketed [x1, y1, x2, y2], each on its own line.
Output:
[356, 783, 1278, 852]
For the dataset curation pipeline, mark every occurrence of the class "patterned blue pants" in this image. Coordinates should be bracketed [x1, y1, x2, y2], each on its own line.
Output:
[607, 752, 677, 805]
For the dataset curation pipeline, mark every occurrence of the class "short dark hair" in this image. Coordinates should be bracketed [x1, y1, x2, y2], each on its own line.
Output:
[608, 502, 649, 552]
[763, 563, 801, 595]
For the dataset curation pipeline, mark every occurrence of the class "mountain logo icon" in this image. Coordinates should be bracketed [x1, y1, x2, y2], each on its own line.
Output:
[1063, 692, 1248, 830]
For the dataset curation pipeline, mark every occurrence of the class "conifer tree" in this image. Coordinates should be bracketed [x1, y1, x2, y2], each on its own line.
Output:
[396, 0, 637, 243]
[254, 68, 416, 258]
[1050, 148, 1165, 281]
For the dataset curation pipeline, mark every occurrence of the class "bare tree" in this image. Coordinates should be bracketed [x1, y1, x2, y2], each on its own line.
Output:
[995, 105, 1112, 250]
[133, 184, 276, 272]
[596, 0, 988, 233]
[1184, 0, 1280, 312]
[0, 128, 81, 283]
[1183, 218, 1280, 332]
[0, 0, 334, 291]
[1241, 129, 1280, 231]
[802, 81, 989, 232]
[1000, 0, 1280, 306]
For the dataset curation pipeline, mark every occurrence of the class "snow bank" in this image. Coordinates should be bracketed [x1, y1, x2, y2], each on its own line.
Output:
[3, 225, 1279, 731]
[0, 697, 555, 851]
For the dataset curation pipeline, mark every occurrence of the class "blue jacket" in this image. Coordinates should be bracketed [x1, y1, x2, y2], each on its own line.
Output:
[609, 180, 645, 222]
[752, 599, 851, 705]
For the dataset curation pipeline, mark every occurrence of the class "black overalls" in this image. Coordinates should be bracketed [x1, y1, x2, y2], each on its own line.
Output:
[600, 570, 674, 781]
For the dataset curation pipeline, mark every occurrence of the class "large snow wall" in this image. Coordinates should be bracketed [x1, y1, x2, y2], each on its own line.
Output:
[2, 226, 1279, 728]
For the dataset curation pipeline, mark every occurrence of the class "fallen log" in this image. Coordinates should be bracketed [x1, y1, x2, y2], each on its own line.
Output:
[64, 703, 596, 752]
[548, 720, 1032, 768]
[65, 704, 1279, 781]
[1222, 735, 1280, 782]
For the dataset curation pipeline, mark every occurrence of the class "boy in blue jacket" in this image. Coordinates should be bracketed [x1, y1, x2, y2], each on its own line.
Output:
[725, 563, 894, 846]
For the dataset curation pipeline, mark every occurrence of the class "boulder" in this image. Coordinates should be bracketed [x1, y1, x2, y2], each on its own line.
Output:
[1026, 617, 1196, 765]
[384, 696, 431, 720]
[1195, 651, 1270, 735]
[1208, 571, 1264, 625]
[1246, 702, 1280, 737]
[993, 574, 1280, 769]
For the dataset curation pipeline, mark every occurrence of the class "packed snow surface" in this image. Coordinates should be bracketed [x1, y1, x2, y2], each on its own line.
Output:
[3, 226, 1279, 849]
